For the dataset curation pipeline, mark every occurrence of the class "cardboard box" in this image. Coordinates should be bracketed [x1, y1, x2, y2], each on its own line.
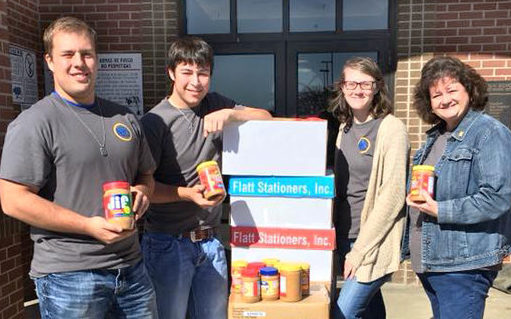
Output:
[228, 283, 330, 319]
[222, 120, 328, 176]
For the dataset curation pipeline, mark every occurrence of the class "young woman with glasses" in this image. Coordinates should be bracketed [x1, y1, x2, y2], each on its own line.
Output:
[329, 57, 409, 319]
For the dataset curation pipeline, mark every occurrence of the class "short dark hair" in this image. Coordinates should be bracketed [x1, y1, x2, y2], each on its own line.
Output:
[167, 36, 213, 73]
[328, 56, 392, 128]
[413, 56, 488, 125]
[43, 16, 97, 56]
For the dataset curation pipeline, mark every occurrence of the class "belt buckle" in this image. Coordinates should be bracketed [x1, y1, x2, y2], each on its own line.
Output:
[190, 230, 200, 243]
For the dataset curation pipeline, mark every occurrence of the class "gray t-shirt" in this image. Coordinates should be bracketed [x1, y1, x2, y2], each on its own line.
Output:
[335, 117, 383, 239]
[0, 94, 155, 277]
[141, 93, 236, 234]
[410, 130, 450, 273]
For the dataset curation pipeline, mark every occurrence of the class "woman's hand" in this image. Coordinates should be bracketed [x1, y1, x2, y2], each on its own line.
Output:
[406, 191, 438, 217]
[343, 260, 357, 280]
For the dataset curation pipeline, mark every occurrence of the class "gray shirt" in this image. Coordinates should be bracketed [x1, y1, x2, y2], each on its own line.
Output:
[410, 130, 450, 273]
[335, 118, 383, 239]
[141, 93, 236, 234]
[0, 94, 155, 276]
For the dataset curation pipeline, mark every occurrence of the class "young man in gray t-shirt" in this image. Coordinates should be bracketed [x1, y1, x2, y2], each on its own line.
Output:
[141, 36, 271, 319]
[0, 17, 157, 318]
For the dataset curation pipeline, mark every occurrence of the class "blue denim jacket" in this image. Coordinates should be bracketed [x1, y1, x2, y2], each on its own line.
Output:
[404, 110, 511, 272]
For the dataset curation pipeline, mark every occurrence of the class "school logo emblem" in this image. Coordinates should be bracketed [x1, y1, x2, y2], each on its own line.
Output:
[113, 123, 133, 141]
[358, 136, 371, 154]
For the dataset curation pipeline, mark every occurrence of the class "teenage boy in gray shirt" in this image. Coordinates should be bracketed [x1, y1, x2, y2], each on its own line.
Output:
[0, 17, 157, 318]
[141, 36, 271, 319]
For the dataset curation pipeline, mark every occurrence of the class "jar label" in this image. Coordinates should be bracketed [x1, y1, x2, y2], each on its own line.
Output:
[261, 279, 278, 296]
[280, 275, 287, 296]
[197, 162, 225, 200]
[243, 280, 259, 298]
[231, 276, 243, 294]
[103, 191, 132, 219]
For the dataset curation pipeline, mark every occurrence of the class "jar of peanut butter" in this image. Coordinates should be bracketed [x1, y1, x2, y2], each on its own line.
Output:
[262, 258, 280, 268]
[103, 181, 134, 230]
[260, 267, 279, 301]
[299, 263, 310, 296]
[241, 268, 261, 303]
[196, 160, 226, 201]
[279, 264, 302, 302]
[410, 165, 435, 202]
[231, 260, 248, 295]
[247, 262, 266, 273]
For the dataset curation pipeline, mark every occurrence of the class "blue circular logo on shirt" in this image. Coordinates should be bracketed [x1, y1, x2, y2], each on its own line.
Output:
[358, 136, 371, 154]
[113, 123, 133, 141]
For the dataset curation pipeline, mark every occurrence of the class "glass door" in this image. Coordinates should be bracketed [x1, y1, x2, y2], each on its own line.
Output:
[286, 39, 391, 166]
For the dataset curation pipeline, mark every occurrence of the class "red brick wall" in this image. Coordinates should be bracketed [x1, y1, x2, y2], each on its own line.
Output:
[0, 233, 24, 319]
[1, 1, 41, 313]
[0, 0, 40, 318]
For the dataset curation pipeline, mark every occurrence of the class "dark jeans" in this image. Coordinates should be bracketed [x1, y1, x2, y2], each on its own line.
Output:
[418, 270, 498, 319]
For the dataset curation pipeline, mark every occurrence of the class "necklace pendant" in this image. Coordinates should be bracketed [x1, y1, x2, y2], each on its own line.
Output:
[100, 146, 108, 157]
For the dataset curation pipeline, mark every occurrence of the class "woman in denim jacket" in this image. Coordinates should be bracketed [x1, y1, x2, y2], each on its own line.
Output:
[406, 56, 511, 319]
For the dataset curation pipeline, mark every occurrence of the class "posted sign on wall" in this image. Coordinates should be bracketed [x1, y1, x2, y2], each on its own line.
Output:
[10, 45, 38, 110]
[96, 53, 144, 116]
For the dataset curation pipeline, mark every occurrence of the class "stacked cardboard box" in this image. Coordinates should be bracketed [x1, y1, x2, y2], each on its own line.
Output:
[223, 120, 335, 319]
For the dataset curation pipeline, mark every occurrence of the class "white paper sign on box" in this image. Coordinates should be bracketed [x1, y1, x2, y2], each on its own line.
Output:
[222, 120, 327, 176]
[231, 247, 333, 282]
[230, 197, 333, 229]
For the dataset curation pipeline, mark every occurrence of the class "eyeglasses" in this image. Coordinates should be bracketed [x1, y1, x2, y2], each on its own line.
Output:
[342, 81, 376, 90]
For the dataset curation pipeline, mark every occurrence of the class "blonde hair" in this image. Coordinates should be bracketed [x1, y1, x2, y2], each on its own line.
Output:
[43, 16, 97, 56]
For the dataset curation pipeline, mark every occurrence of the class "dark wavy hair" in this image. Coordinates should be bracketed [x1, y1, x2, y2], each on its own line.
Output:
[166, 36, 213, 92]
[328, 57, 392, 128]
[413, 56, 488, 125]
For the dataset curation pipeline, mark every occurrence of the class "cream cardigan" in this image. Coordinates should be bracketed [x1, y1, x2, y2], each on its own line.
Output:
[336, 114, 409, 283]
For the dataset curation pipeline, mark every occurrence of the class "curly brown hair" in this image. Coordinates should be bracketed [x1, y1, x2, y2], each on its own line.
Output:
[413, 56, 488, 125]
[328, 57, 392, 128]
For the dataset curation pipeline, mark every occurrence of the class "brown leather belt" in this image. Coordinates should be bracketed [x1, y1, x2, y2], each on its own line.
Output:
[181, 227, 215, 243]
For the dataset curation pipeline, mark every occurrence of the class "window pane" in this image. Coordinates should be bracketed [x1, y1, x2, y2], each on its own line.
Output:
[238, 0, 282, 33]
[186, 0, 230, 34]
[210, 54, 275, 111]
[290, 0, 335, 32]
[297, 51, 377, 115]
[343, 0, 388, 30]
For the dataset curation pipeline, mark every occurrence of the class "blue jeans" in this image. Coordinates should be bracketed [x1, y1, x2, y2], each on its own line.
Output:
[142, 232, 228, 319]
[334, 238, 389, 319]
[34, 260, 158, 319]
[417, 270, 498, 319]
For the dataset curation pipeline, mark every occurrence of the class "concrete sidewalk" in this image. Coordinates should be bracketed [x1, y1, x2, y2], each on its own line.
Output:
[381, 283, 511, 319]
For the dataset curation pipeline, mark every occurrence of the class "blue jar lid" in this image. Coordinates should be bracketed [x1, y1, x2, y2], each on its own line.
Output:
[260, 267, 278, 276]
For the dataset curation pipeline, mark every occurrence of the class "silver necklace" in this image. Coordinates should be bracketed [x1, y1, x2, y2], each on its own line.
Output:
[175, 106, 195, 132]
[65, 99, 108, 157]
